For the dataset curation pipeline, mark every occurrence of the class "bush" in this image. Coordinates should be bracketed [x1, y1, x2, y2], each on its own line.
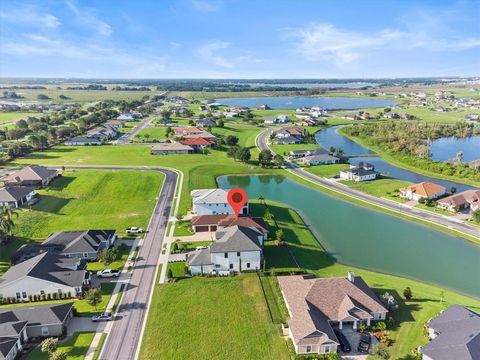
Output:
[403, 287, 413, 300]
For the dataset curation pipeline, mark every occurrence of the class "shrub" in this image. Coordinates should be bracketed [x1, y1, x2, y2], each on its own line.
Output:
[40, 337, 58, 355]
[403, 287, 413, 300]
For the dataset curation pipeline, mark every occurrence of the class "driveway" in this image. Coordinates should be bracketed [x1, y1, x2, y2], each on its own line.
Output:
[67, 317, 107, 336]
[339, 329, 379, 359]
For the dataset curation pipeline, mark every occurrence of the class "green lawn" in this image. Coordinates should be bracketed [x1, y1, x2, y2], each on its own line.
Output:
[139, 275, 289, 360]
[251, 201, 480, 359]
[304, 163, 350, 178]
[171, 240, 213, 252]
[14, 170, 164, 239]
[136, 127, 168, 141]
[87, 244, 131, 272]
[269, 143, 319, 156]
[339, 177, 412, 200]
[74, 282, 116, 316]
[0, 112, 42, 123]
[173, 220, 194, 236]
[166, 261, 187, 278]
[27, 332, 95, 360]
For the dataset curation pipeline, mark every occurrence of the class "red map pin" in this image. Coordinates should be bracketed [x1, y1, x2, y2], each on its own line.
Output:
[227, 188, 247, 218]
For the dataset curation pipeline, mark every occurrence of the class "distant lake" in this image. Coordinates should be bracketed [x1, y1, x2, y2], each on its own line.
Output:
[216, 96, 396, 110]
[430, 136, 480, 162]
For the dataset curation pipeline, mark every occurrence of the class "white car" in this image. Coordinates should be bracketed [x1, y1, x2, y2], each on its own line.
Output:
[92, 312, 113, 322]
[195, 246, 208, 250]
[126, 227, 144, 234]
[96, 269, 120, 278]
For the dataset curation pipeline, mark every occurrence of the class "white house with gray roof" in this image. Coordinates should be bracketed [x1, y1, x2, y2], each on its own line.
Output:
[191, 189, 249, 215]
[187, 225, 263, 275]
[0, 187, 36, 208]
[421, 304, 480, 360]
[0, 253, 89, 302]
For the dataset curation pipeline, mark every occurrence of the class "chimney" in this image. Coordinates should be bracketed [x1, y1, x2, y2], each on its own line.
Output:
[347, 271, 355, 283]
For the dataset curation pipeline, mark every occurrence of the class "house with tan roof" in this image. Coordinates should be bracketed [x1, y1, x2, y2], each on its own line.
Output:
[191, 214, 268, 236]
[399, 182, 446, 201]
[151, 143, 193, 155]
[437, 189, 480, 212]
[191, 189, 249, 215]
[278, 272, 388, 356]
[1, 166, 58, 187]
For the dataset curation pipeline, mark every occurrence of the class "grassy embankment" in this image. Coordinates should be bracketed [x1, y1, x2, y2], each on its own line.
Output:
[0, 112, 42, 123]
[253, 201, 480, 359]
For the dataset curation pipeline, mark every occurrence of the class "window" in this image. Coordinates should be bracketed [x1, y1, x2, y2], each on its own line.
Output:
[324, 346, 330, 353]
[16, 292, 21, 299]
[306, 345, 312, 353]
[237, 252, 240, 257]
[41, 327, 49, 336]
[58, 289, 63, 294]
[224, 252, 228, 258]
[83, 253, 88, 258]
[246, 262, 250, 268]
[40, 290, 45, 295]
[22, 292, 27, 298]
[215, 264, 220, 268]
[229, 264, 233, 270]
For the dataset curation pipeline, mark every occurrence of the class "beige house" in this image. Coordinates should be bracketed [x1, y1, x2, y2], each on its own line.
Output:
[1, 165, 58, 187]
[437, 189, 480, 212]
[399, 182, 446, 201]
[151, 143, 193, 155]
[278, 272, 387, 356]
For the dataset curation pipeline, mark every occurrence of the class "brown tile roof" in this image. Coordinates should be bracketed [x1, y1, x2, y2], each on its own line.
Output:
[278, 273, 387, 347]
[400, 181, 446, 197]
[190, 214, 268, 233]
[191, 214, 229, 226]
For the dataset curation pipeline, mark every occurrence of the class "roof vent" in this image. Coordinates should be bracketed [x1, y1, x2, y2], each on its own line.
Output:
[347, 271, 355, 283]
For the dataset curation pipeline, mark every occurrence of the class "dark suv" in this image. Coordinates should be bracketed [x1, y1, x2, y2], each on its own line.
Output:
[334, 330, 351, 353]
[358, 333, 372, 353]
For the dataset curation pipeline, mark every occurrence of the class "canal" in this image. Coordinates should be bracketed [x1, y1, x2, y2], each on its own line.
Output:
[218, 175, 480, 298]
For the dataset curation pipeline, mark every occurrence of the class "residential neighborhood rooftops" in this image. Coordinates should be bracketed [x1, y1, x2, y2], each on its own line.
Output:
[437, 189, 480, 208]
[191, 214, 268, 233]
[43, 229, 115, 254]
[179, 137, 214, 146]
[1, 166, 57, 185]
[191, 188, 229, 204]
[0, 186, 35, 203]
[422, 304, 480, 360]
[211, 225, 263, 253]
[0, 302, 74, 328]
[399, 182, 447, 197]
[151, 143, 193, 152]
[187, 248, 212, 267]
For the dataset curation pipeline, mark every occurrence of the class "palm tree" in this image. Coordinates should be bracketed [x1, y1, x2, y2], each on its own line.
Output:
[0, 205, 18, 245]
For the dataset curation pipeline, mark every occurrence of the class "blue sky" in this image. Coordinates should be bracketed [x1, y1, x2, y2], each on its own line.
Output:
[0, 0, 479, 78]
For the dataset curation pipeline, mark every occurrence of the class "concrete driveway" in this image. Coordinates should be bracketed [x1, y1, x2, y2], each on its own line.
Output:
[339, 329, 379, 359]
[67, 317, 107, 336]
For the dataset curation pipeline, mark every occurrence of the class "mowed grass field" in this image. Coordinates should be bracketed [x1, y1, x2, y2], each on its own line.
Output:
[14, 170, 164, 239]
[304, 163, 350, 178]
[251, 201, 480, 359]
[139, 275, 289, 360]
[0, 112, 42, 123]
[27, 332, 95, 360]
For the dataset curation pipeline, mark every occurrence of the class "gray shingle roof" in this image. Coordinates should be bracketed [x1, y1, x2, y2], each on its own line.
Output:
[1, 166, 57, 184]
[211, 225, 262, 253]
[0, 302, 73, 328]
[422, 304, 480, 360]
[187, 248, 212, 266]
[0, 186, 35, 202]
[191, 189, 229, 205]
[43, 230, 115, 254]
[0, 337, 18, 357]
[0, 252, 85, 288]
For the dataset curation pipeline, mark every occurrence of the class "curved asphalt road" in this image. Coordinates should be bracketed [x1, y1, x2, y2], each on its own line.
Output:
[256, 128, 480, 239]
[58, 166, 178, 360]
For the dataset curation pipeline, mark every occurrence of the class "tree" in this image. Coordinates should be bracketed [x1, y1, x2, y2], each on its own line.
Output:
[217, 119, 224, 128]
[403, 286, 413, 300]
[258, 149, 272, 167]
[50, 351, 68, 360]
[227, 146, 240, 160]
[225, 135, 239, 146]
[273, 154, 284, 167]
[171, 241, 179, 253]
[144, 133, 151, 141]
[358, 322, 368, 332]
[237, 147, 251, 162]
[167, 268, 173, 280]
[450, 186, 457, 194]
[276, 228, 284, 241]
[85, 288, 102, 310]
[371, 344, 390, 359]
[165, 126, 173, 138]
[0, 205, 18, 245]
[40, 337, 58, 355]
[472, 210, 480, 224]
[98, 247, 118, 265]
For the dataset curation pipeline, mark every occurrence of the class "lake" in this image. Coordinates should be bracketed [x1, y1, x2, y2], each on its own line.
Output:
[430, 136, 480, 162]
[216, 96, 396, 110]
[218, 175, 480, 298]
[315, 125, 476, 192]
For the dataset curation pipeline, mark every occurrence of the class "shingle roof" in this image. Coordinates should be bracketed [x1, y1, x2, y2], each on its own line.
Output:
[152, 143, 193, 152]
[1, 166, 57, 184]
[0, 252, 85, 289]
[211, 225, 262, 253]
[438, 190, 480, 208]
[303, 154, 339, 163]
[0, 337, 18, 357]
[187, 248, 212, 266]
[191, 188, 229, 205]
[0, 186, 35, 202]
[423, 305, 480, 360]
[0, 302, 74, 328]
[43, 230, 115, 254]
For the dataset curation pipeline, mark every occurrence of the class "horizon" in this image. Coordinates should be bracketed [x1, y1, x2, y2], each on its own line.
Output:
[1, 0, 479, 79]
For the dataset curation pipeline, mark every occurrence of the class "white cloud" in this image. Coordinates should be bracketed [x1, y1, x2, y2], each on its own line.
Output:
[65, 0, 113, 36]
[197, 40, 261, 69]
[0, 6, 60, 28]
[189, 0, 220, 12]
[286, 21, 480, 67]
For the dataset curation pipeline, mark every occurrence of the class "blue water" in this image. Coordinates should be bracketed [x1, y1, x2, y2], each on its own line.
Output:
[430, 136, 480, 162]
[315, 125, 477, 191]
[216, 96, 396, 110]
[315, 125, 374, 156]
[218, 175, 480, 298]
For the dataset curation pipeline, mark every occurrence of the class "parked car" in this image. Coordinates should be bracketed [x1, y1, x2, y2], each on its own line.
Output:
[334, 330, 351, 352]
[92, 312, 113, 322]
[126, 227, 144, 234]
[358, 333, 372, 353]
[96, 269, 120, 278]
[195, 245, 208, 250]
